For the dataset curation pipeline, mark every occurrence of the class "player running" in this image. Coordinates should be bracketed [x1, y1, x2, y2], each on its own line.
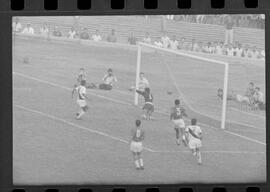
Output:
[136, 88, 154, 120]
[72, 80, 89, 120]
[170, 99, 188, 146]
[130, 119, 145, 170]
[185, 118, 202, 165]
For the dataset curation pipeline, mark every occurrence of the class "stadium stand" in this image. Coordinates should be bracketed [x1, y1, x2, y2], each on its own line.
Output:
[16, 16, 264, 50]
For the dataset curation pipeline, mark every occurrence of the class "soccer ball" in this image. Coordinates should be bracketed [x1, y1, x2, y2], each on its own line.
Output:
[23, 56, 30, 64]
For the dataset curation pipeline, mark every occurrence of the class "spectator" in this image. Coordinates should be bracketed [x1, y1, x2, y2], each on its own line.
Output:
[143, 32, 151, 44]
[80, 27, 90, 40]
[107, 29, 117, 43]
[197, 41, 204, 52]
[128, 32, 137, 45]
[235, 43, 243, 57]
[92, 30, 102, 42]
[40, 23, 49, 37]
[227, 44, 234, 57]
[224, 15, 234, 44]
[12, 17, 22, 33]
[52, 26, 62, 37]
[154, 38, 163, 48]
[259, 49, 265, 60]
[251, 46, 259, 59]
[243, 45, 252, 58]
[179, 37, 188, 50]
[216, 42, 224, 55]
[161, 32, 170, 48]
[22, 23, 34, 35]
[169, 35, 179, 50]
[68, 27, 76, 39]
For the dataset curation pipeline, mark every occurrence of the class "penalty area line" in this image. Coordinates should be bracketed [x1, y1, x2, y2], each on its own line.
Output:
[14, 104, 156, 152]
[13, 72, 266, 147]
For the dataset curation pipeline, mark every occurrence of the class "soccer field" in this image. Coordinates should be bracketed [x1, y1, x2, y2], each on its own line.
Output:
[13, 36, 266, 185]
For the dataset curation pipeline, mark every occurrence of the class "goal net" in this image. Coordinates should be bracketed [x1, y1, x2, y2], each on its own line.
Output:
[135, 42, 265, 132]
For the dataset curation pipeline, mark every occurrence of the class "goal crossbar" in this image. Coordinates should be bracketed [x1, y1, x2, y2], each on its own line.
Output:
[135, 42, 229, 129]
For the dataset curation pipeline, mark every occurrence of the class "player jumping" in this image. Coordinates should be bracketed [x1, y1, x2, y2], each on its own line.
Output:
[185, 118, 202, 165]
[136, 88, 154, 120]
[130, 119, 145, 170]
[170, 99, 188, 146]
[72, 80, 89, 120]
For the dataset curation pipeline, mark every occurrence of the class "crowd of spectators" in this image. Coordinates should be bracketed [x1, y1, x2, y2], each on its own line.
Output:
[165, 14, 265, 29]
[12, 17, 265, 60]
[150, 31, 265, 60]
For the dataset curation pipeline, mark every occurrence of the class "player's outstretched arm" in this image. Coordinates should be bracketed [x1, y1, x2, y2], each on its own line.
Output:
[136, 89, 144, 95]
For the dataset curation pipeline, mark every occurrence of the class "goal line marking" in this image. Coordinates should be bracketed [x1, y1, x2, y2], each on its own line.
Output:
[13, 72, 266, 146]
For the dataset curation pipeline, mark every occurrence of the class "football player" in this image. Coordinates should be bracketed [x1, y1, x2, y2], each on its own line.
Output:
[170, 99, 188, 146]
[185, 118, 202, 165]
[130, 119, 145, 170]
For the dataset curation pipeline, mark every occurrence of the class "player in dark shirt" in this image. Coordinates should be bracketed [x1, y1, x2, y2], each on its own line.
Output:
[130, 120, 145, 170]
[170, 99, 188, 146]
[136, 88, 154, 120]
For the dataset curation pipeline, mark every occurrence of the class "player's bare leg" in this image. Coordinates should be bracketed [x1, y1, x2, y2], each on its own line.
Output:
[175, 127, 180, 145]
[179, 128, 187, 146]
[76, 106, 88, 120]
[132, 152, 140, 170]
[196, 148, 202, 165]
[137, 152, 144, 170]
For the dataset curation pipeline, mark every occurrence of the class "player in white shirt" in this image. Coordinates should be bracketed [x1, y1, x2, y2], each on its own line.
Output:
[22, 23, 35, 35]
[92, 30, 102, 42]
[138, 72, 150, 91]
[185, 118, 202, 165]
[72, 80, 89, 120]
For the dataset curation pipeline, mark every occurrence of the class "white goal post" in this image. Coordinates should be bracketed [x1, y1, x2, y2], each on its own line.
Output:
[135, 42, 229, 130]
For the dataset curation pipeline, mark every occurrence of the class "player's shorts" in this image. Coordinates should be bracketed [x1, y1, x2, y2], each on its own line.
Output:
[130, 141, 143, 153]
[143, 103, 154, 112]
[77, 99, 87, 108]
[173, 119, 185, 129]
[188, 139, 202, 150]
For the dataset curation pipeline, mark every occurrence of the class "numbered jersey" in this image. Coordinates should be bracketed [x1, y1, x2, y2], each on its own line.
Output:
[76, 85, 86, 100]
[171, 106, 185, 120]
[131, 128, 145, 142]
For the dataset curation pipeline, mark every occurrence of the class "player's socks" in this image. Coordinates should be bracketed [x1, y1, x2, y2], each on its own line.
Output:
[135, 160, 140, 169]
[139, 158, 144, 167]
[76, 110, 85, 119]
[182, 135, 187, 147]
[197, 151, 202, 165]
[176, 139, 180, 145]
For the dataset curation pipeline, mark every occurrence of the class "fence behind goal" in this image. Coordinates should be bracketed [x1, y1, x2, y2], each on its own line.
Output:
[135, 42, 265, 138]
